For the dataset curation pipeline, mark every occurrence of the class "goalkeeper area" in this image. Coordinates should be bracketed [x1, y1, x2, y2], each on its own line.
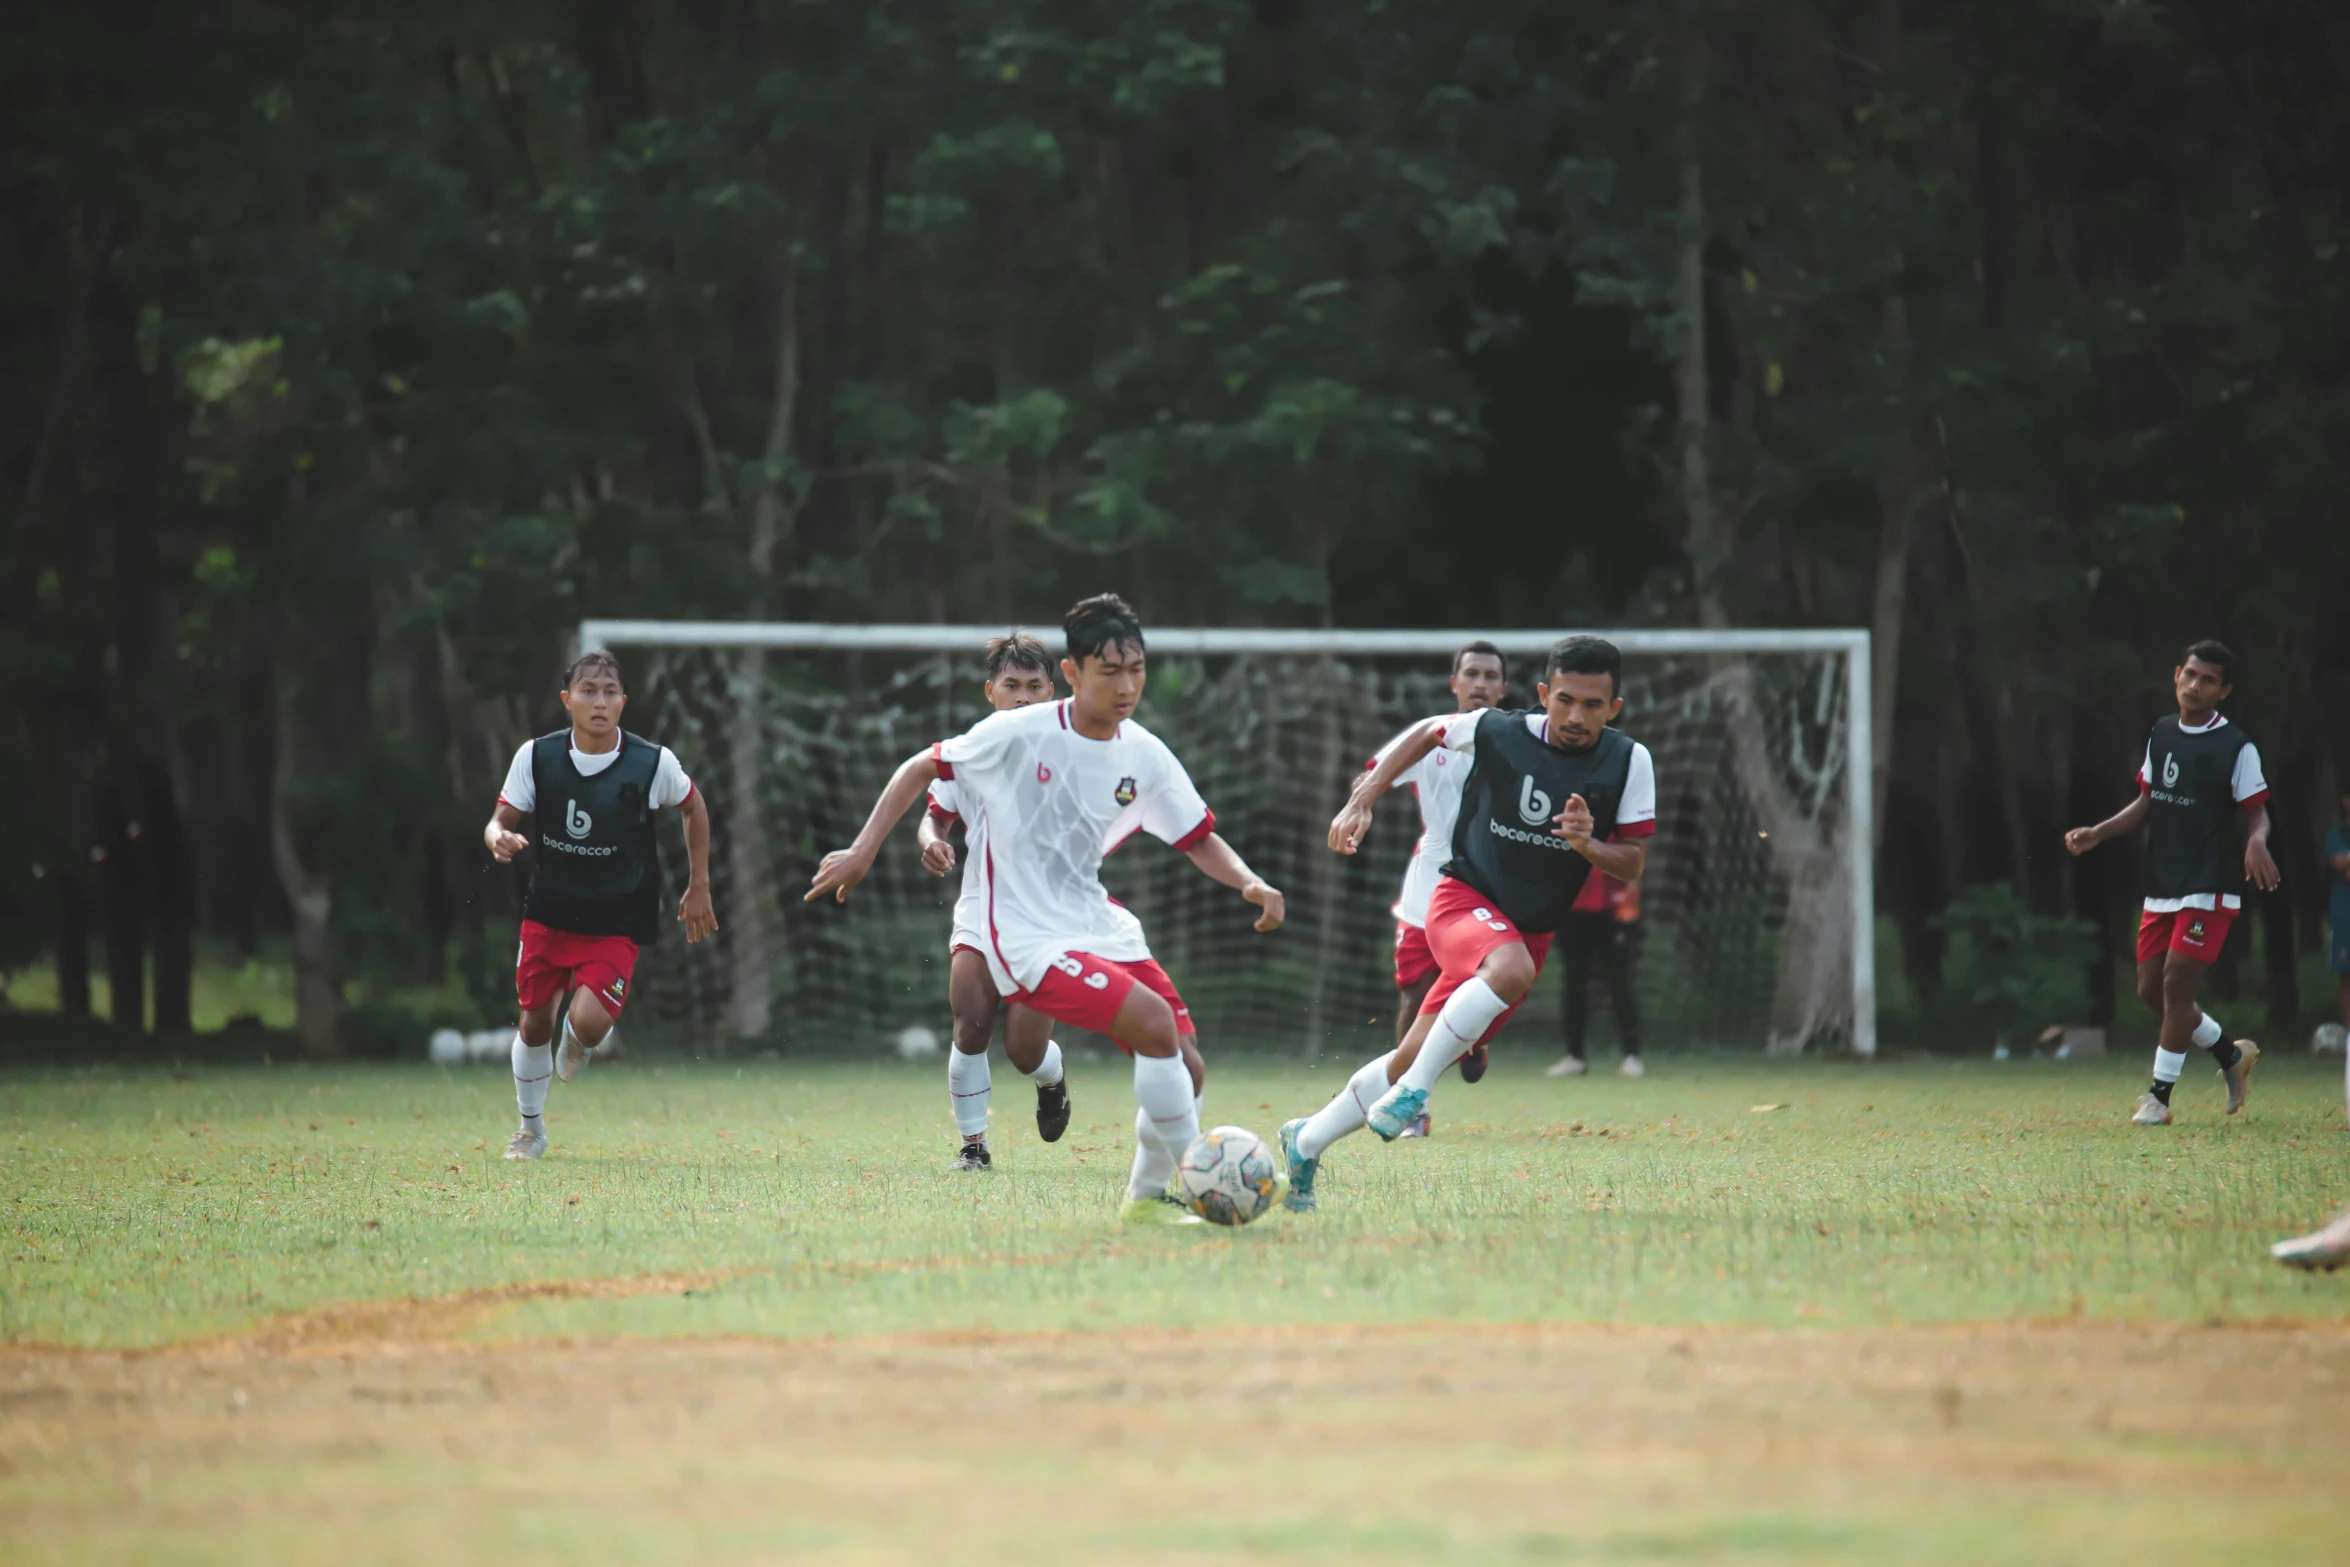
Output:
[586, 623, 1875, 1058]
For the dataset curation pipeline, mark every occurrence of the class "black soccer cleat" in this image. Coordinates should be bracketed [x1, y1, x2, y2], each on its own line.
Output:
[1035, 1079, 1072, 1143]
[951, 1139, 993, 1172]
[1458, 1042, 1489, 1085]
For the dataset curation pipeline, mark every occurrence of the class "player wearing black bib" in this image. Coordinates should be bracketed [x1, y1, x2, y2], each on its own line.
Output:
[484, 651, 718, 1160]
[1280, 637, 1657, 1211]
[2066, 640, 2278, 1126]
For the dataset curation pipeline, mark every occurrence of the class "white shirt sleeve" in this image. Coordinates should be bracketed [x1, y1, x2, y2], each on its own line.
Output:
[1373, 720, 1435, 790]
[1138, 738, 1214, 848]
[1617, 743, 1657, 833]
[1438, 709, 1486, 753]
[2232, 742, 2267, 804]
[650, 747, 695, 809]
[2137, 743, 2152, 792]
[928, 778, 963, 820]
[935, 705, 1030, 788]
[497, 742, 537, 813]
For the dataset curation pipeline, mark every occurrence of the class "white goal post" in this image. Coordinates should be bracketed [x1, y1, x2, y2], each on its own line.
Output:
[578, 620, 1875, 1058]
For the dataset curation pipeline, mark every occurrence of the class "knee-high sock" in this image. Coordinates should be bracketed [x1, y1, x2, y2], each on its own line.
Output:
[1128, 1105, 1177, 1200]
[1297, 1051, 1397, 1160]
[948, 1048, 992, 1138]
[512, 1032, 552, 1124]
[1130, 1052, 1200, 1199]
[2190, 1010, 2221, 1049]
[1400, 979, 1510, 1094]
[1024, 1039, 1064, 1087]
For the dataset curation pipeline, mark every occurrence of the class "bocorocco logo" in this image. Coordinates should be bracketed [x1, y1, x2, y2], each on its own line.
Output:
[2162, 752, 2180, 788]
[1517, 775, 1553, 825]
[566, 799, 594, 839]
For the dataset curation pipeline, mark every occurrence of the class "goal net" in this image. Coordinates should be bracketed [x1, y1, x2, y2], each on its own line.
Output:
[581, 623, 1875, 1060]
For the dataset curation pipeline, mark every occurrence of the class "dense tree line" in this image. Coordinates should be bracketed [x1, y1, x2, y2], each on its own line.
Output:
[4, 1, 2347, 1051]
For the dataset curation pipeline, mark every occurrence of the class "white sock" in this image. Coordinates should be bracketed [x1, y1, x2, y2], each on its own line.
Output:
[1130, 1052, 1201, 1199]
[1401, 979, 1510, 1093]
[2153, 1047, 2187, 1085]
[1026, 1039, 1064, 1087]
[948, 1048, 992, 1139]
[1128, 1105, 1178, 1200]
[2190, 1011, 2221, 1049]
[1297, 1051, 1396, 1160]
[511, 1032, 551, 1124]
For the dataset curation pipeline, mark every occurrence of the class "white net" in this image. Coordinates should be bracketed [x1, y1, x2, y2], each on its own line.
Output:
[606, 633, 1862, 1058]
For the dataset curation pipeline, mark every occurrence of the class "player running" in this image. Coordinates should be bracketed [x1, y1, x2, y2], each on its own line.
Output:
[808, 593, 1285, 1224]
[1362, 640, 1509, 1137]
[2065, 640, 2278, 1126]
[917, 632, 1073, 1170]
[484, 651, 717, 1160]
[1281, 636, 1655, 1211]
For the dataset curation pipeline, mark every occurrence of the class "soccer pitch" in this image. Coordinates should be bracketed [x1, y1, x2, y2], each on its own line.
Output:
[5, 1054, 2348, 1564]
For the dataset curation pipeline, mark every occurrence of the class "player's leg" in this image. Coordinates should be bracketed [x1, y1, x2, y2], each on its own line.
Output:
[999, 1000, 1071, 1143]
[1606, 921, 1644, 1077]
[2130, 918, 2178, 1125]
[1368, 940, 1541, 1136]
[1282, 1044, 1404, 1211]
[2161, 928, 2255, 1113]
[946, 948, 1001, 1170]
[1549, 915, 1594, 1077]
[553, 940, 634, 1081]
[1126, 961, 1207, 1208]
[1013, 952, 1197, 1224]
[505, 925, 567, 1159]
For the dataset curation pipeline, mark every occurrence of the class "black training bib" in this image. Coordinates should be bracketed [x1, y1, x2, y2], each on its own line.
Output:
[2141, 715, 2256, 904]
[1440, 711, 1635, 934]
[522, 730, 663, 943]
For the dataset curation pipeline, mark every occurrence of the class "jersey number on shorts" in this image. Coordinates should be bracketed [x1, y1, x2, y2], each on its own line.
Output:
[1474, 906, 1511, 932]
[1051, 954, 1113, 990]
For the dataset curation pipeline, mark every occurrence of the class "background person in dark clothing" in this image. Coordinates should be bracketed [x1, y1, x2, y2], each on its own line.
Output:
[1547, 855, 1643, 1078]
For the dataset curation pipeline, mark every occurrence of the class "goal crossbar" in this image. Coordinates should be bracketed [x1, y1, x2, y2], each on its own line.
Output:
[580, 620, 1876, 1056]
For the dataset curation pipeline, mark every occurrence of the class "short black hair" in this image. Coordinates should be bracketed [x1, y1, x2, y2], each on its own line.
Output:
[1453, 640, 1506, 678]
[563, 650, 624, 689]
[1064, 592, 1145, 665]
[1544, 635, 1621, 696]
[984, 630, 1053, 681]
[2182, 639, 2234, 684]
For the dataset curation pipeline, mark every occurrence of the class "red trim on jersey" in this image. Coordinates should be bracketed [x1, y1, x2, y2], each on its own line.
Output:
[496, 795, 520, 811]
[2138, 776, 2152, 795]
[1616, 817, 1657, 838]
[678, 782, 697, 806]
[2238, 788, 2270, 812]
[982, 839, 1019, 986]
[931, 741, 954, 781]
[926, 799, 959, 826]
[1171, 810, 1216, 853]
[1056, 701, 1069, 730]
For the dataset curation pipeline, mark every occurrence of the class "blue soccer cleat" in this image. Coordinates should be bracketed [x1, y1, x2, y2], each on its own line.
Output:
[1366, 1083, 1428, 1142]
[1279, 1117, 1318, 1213]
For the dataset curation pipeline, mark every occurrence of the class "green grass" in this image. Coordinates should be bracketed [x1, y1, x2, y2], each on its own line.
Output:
[5, 1053, 2346, 1347]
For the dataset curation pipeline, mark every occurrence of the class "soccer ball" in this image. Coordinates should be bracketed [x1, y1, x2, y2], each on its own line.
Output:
[1175, 1125, 1280, 1226]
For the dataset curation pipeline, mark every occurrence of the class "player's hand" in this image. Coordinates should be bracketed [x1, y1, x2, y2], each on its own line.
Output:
[2246, 839, 2282, 893]
[805, 846, 874, 904]
[1329, 800, 1374, 855]
[2063, 826, 2098, 857]
[1241, 878, 1285, 933]
[1552, 793, 1595, 849]
[677, 881, 719, 944]
[920, 839, 957, 877]
[486, 826, 531, 863]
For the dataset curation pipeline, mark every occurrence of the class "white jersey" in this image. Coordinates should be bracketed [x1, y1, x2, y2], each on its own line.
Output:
[933, 699, 1213, 994]
[927, 776, 1154, 963]
[1371, 715, 1475, 928]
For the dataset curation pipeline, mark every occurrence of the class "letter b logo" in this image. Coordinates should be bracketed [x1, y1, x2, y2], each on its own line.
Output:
[1517, 775, 1553, 825]
[566, 799, 594, 839]
[2161, 753, 2179, 788]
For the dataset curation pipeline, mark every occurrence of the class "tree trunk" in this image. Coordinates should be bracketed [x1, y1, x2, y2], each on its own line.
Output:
[56, 861, 92, 1017]
[270, 666, 343, 1056]
[98, 780, 145, 1033]
[142, 759, 194, 1035]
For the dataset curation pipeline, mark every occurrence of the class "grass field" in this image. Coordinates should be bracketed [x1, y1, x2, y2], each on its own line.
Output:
[5, 1052, 2349, 1564]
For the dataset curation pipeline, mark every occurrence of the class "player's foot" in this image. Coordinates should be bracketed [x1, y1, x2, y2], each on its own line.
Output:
[1397, 1113, 1432, 1139]
[1620, 1055, 1645, 1078]
[554, 1023, 589, 1083]
[2220, 1038, 2259, 1116]
[950, 1139, 992, 1172]
[2131, 1092, 2173, 1127]
[2272, 1208, 2350, 1270]
[1545, 1055, 1588, 1078]
[1119, 1193, 1205, 1227]
[1366, 1083, 1428, 1142]
[502, 1124, 546, 1161]
[1458, 1043, 1489, 1085]
[1279, 1118, 1318, 1213]
[1035, 1079, 1072, 1143]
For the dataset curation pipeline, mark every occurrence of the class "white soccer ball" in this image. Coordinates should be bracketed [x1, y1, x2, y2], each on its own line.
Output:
[427, 1029, 466, 1065]
[2315, 1023, 2348, 1056]
[1175, 1125, 1280, 1226]
[896, 1024, 942, 1060]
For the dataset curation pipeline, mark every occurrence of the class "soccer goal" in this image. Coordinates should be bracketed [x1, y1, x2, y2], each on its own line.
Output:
[577, 621, 1876, 1059]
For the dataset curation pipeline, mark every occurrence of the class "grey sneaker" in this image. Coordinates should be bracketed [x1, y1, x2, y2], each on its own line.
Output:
[2219, 1038, 2259, 1116]
[1545, 1056, 1588, 1079]
[1620, 1055, 1646, 1078]
[2272, 1208, 2350, 1270]
[555, 1023, 590, 1083]
[2131, 1092, 2173, 1127]
[503, 1124, 547, 1160]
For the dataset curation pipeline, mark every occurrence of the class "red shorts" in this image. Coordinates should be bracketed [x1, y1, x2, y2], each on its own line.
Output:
[2137, 906, 2236, 965]
[1416, 876, 1552, 1044]
[1393, 921, 1438, 990]
[1013, 952, 1195, 1050]
[516, 920, 641, 1019]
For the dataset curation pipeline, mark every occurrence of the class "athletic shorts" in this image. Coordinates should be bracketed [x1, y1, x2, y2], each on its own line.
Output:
[516, 920, 640, 1019]
[1416, 876, 1553, 1044]
[1393, 920, 1438, 990]
[2136, 906, 2236, 966]
[1013, 951, 1195, 1050]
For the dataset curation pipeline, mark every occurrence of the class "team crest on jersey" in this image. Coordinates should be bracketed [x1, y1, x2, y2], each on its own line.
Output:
[1115, 776, 1137, 806]
[2187, 917, 2206, 942]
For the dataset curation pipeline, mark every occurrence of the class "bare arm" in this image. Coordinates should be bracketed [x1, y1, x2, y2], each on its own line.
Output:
[2243, 805, 2281, 892]
[675, 791, 718, 942]
[2065, 792, 2149, 856]
[916, 807, 958, 877]
[484, 801, 530, 862]
[806, 749, 940, 903]
[1551, 797, 1648, 881]
[2332, 842, 2350, 881]
[1183, 832, 1285, 932]
[1330, 718, 1448, 854]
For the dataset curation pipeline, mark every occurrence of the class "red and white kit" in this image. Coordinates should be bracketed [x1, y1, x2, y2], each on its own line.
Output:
[1368, 715, 1474, 990]
[2132, 716, 2267, 964]
[932, 699, 1214, 1040]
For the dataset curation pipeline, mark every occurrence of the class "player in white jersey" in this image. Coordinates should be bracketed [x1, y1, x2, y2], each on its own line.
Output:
[809, 594, 1286, 1226]
[1364, 640, 1509, 1137]
[914, 632, 1071, 1170]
